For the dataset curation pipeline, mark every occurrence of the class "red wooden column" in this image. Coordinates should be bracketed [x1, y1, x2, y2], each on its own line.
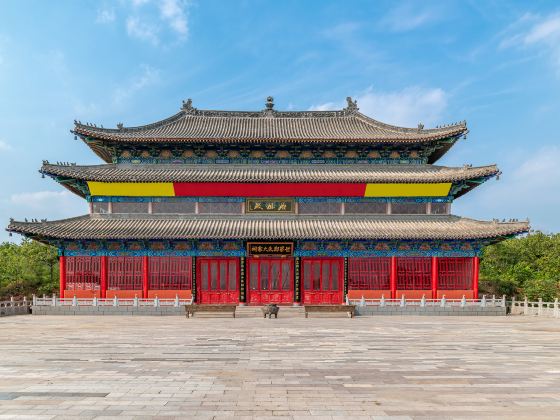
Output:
[473, 256, 479, 299]
[59, 256, 66, 298]
[390, 256, 397, 299]
[431, 256, 438, 299]
[142, 256, 149, 299]
[100, 256, 108, 298]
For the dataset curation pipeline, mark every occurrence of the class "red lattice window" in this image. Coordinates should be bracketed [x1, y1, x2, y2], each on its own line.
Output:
[66, 256, 101, 291]
[149, 257, 192, 290]
[108, 256, 143, 290]
[396, 257, 431, 290]
[348, 258, 390, 289]
[438, 258, 473, 290]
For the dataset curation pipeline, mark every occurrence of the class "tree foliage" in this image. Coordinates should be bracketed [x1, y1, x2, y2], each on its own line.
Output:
[480, 232, 560, 300]
[0, 239, 58, 300]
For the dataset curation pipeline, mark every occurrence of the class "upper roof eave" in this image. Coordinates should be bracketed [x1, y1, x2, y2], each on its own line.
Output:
[71, 97, 468, 144]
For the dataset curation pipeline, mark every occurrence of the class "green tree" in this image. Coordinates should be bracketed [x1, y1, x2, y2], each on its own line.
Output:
[480, 232, 560, 300]
[0, 239, 58, 299]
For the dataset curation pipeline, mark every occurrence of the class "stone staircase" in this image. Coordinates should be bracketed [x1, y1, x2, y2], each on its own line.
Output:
[235, 305, 306, 318]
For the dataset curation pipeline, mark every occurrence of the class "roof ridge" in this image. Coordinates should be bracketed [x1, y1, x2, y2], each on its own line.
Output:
[72, 97, 467, 136]
[353, 111, 467, 135]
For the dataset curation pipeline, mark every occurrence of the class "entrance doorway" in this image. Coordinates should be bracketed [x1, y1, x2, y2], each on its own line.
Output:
[197, 257, 239, 304]
[301, 257, 344, 304]
[247, 257, 294, 304]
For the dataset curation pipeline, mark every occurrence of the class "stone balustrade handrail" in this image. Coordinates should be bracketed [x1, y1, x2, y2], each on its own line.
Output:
[510, 297, 560, 318]
[0, 298, 32, 316]
[33, 295, 193, 308]
[347, 294, 506, 308]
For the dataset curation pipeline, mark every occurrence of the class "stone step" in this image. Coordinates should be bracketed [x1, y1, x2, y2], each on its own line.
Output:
[189, 312, 236, 318]
[236, 306, 305, 318]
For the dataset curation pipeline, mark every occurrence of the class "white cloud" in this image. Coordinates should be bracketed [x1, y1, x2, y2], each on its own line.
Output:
[500, 13, 560, 73]
[131, 0, 150, 7]
[380, 3, 439, 32]
[124, 0, 189, 45]
[9, 190, 87, 220]
[112, 65, 160, 105]
[454, 146, 560, 233]
[126, 16, 160, 45]
[96, 8, 116, 24]
[0, 139, 11, 151]
[159, 0, 189, 38]
[310, 86, 447, 128]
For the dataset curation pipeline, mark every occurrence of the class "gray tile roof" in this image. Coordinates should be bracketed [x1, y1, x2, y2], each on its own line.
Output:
[72, 98, 467, 144]
[41, 163, 498, 183]
[7, 214, 529, 241]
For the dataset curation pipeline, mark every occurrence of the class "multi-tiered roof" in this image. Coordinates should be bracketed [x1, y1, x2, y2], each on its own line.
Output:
[7, 97, 529, 244]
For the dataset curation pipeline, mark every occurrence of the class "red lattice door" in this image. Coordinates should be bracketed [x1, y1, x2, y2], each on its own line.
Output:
[197, 257, 239, 304]
[301, 258, 344, 304]
[247, 258, 294, 305]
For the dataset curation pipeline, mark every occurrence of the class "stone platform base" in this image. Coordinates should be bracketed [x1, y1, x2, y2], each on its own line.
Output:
[32, 306, 184, 316]
[32, 305, 506, 316]
[355, 305, 506, 316]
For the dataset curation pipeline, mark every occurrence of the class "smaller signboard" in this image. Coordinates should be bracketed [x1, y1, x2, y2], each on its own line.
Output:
[246, 198, 295, 213]
[247, 242, 294, 257]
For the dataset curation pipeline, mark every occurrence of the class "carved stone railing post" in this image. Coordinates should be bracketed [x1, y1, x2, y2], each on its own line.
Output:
[72, 296, 77, 307]
[501, 295, 506, 308]
[92, 296, 98, 307]
[480, 295, 486, 308]
[491, 295, 496, 306]
[554, 298, 559, 318]
[511, 296, 516, 312]
[154, 296, 159, 308]
[461, 295, 466, 307]
[440, 295, 446, 307]
[133, 295, 139, 307]
[32, 294, 36, 306]
[380, 295, 385, 307]
[400, 295, 406, 307]
[420, 295, 426, 307]
[52, 294, 56, 307]
[345, 295, 349, 305]
[538, 298, 543, 316]
[113, 296, 118, 307]
[174, 295, 180, 307]
[524, 296, 528, 315]
[360, 296, 365, 307]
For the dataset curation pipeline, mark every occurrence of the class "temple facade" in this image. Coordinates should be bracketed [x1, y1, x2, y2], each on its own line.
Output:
[7, 96, 529, 304]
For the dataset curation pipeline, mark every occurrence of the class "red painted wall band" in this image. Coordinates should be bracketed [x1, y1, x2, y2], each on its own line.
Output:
[173, 182, 367, 197]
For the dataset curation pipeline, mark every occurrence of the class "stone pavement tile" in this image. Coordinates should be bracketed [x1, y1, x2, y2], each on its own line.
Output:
[1, 316, 560, 418]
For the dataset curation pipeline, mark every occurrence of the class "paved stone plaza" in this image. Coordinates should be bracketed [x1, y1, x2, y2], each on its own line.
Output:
[1, 316, 560, 419]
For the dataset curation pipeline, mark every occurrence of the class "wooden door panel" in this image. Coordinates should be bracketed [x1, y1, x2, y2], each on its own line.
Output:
[247, 258, 294, 305]
[197, 258, 239, 304]
[301, 258, 344, 304]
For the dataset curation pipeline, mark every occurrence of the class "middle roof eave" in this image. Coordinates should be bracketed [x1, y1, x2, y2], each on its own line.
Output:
[40, 163, 499, 184]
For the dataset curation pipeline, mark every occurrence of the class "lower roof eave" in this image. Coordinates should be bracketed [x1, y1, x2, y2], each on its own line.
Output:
[6, 214, 530, 243]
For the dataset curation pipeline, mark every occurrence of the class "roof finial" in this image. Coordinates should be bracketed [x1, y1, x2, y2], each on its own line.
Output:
[344, 97, 358, 113]
[265, 96, 274, 110]
[417, 122, 424, 130]
[116, 122, 124, 130]
[182, 98, 193, 111]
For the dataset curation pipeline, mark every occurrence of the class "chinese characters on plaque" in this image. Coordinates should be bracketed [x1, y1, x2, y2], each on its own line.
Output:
[246, 198, 294, 213]
[247, 242, 294, 257]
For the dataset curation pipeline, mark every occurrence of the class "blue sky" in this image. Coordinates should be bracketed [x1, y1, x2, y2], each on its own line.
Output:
[1, 0, 560, 241]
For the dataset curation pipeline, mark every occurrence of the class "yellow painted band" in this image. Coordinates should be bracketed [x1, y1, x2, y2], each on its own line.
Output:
[364, 183, 452, 197]
[87, 182, 175, 197]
